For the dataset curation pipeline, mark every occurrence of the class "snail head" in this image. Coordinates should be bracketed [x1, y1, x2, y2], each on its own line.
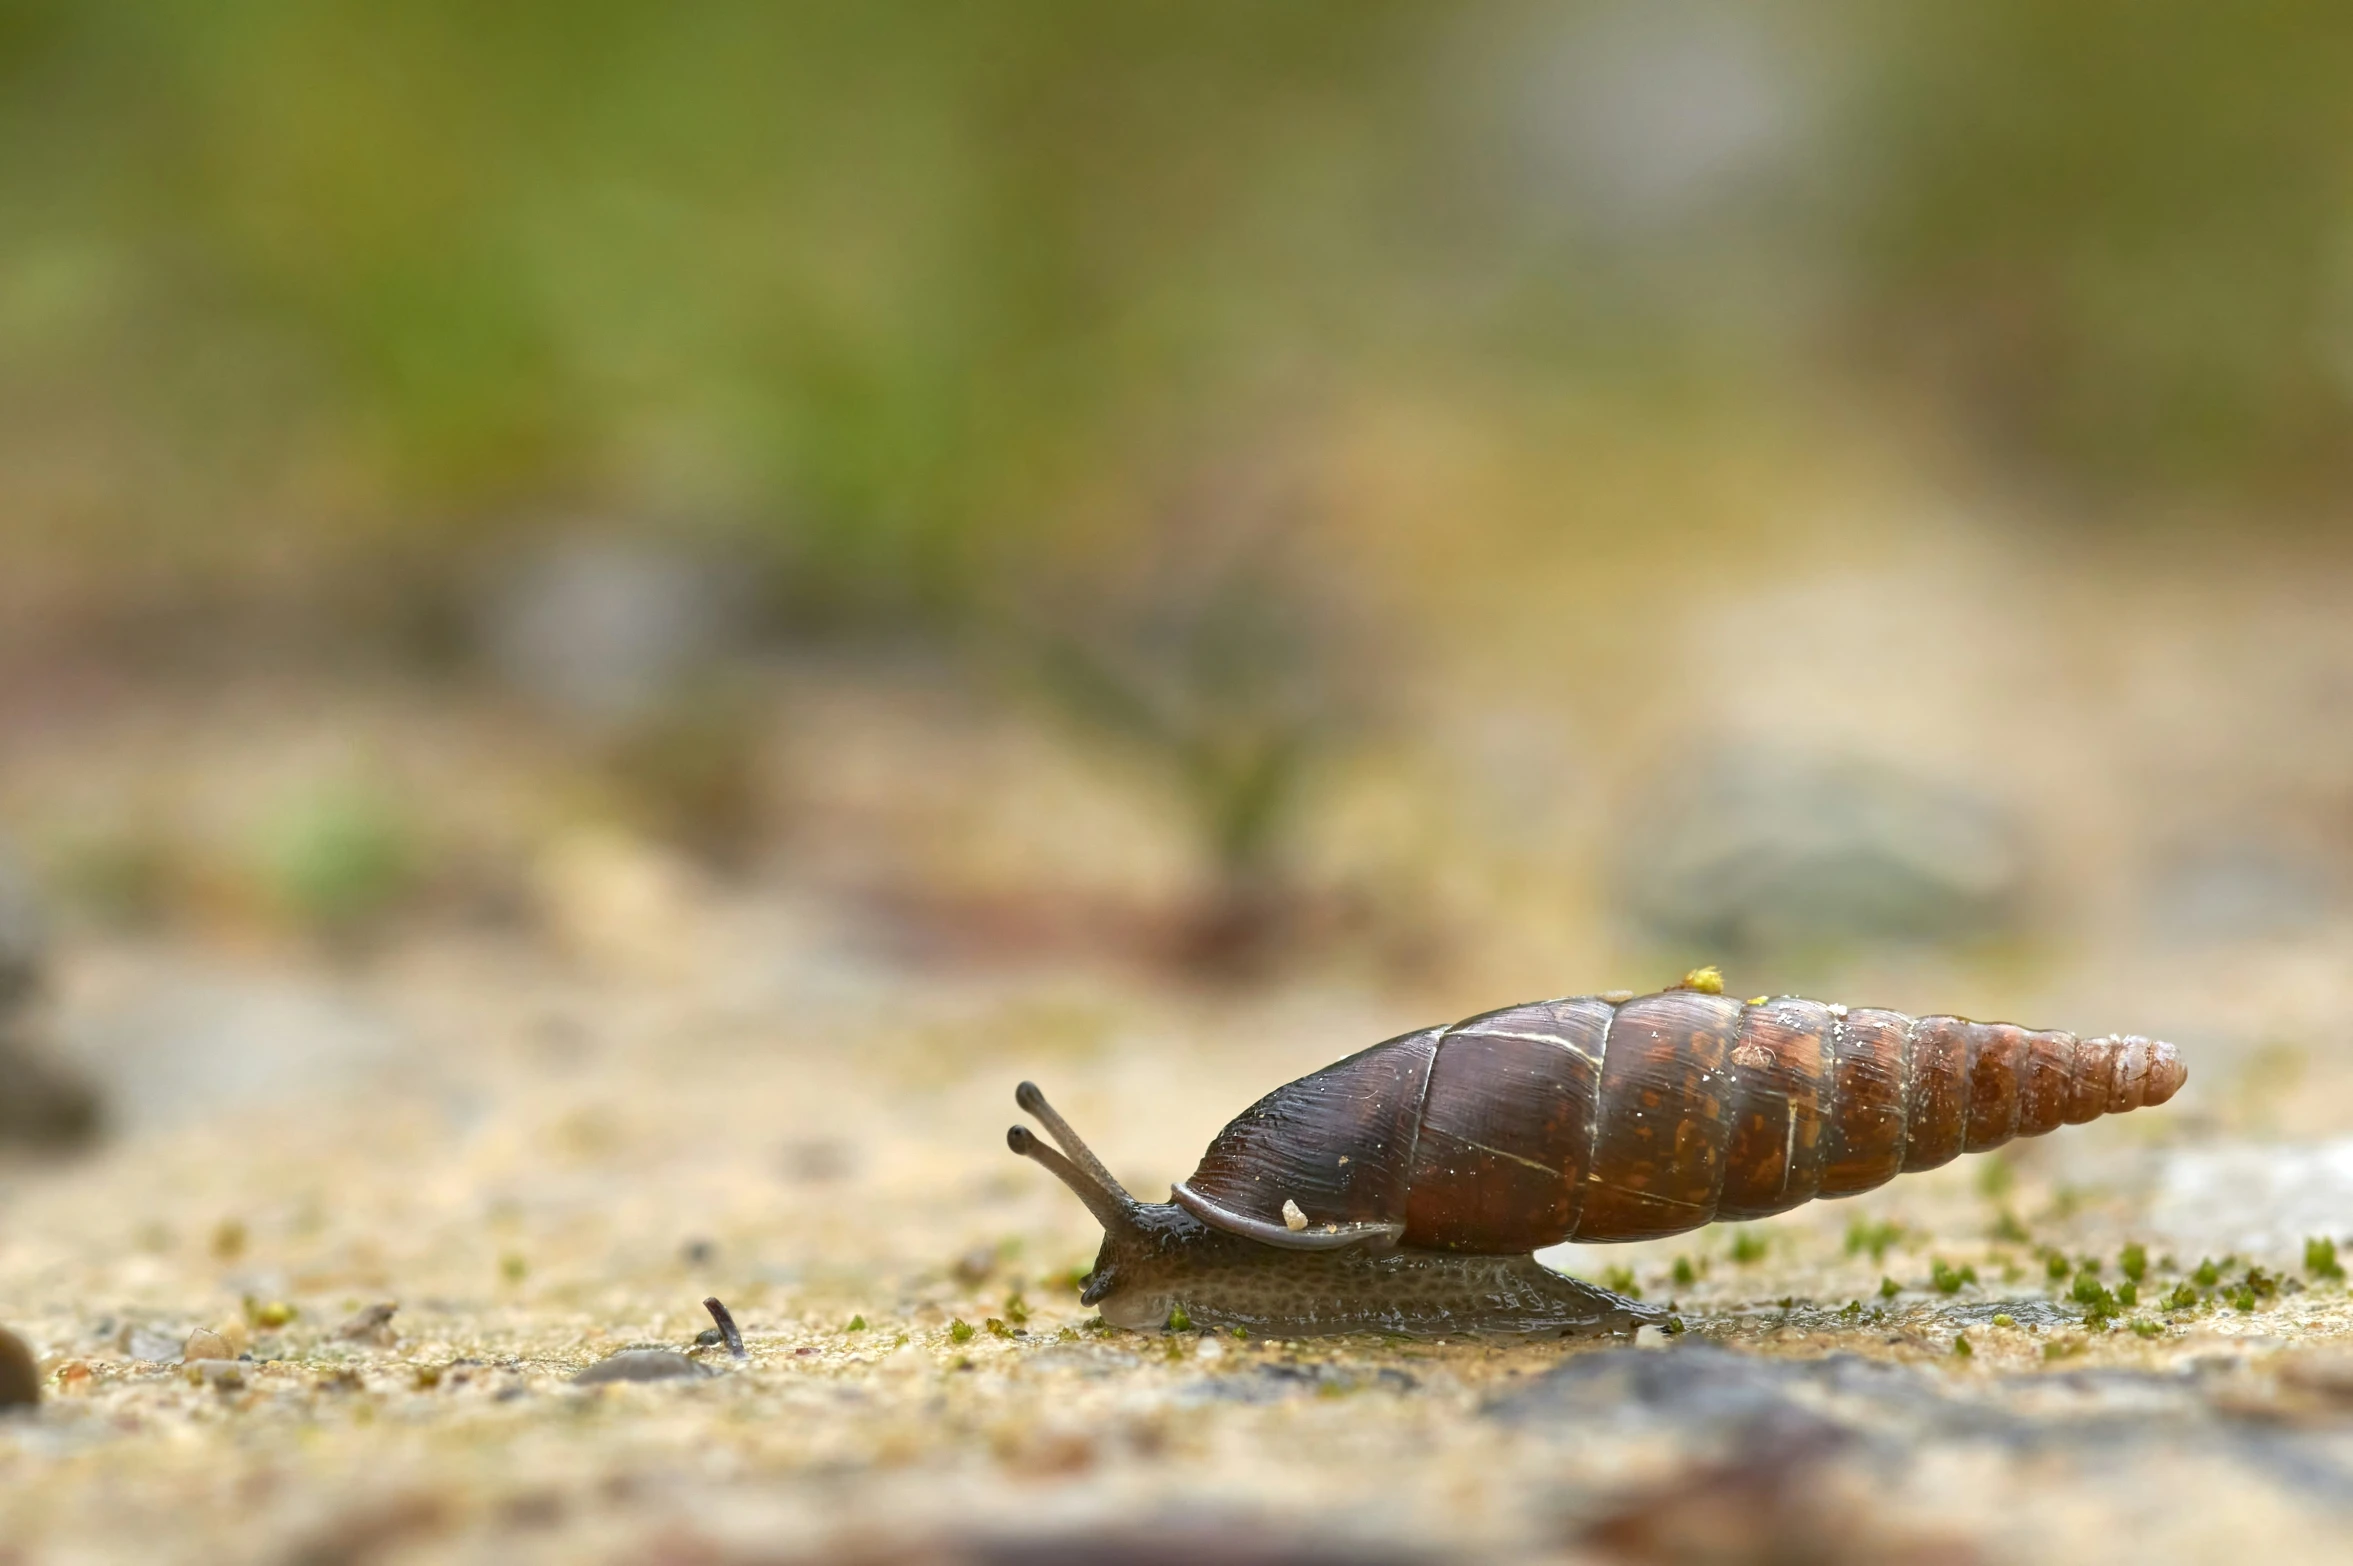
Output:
[1006, 1081, 1193, 1322]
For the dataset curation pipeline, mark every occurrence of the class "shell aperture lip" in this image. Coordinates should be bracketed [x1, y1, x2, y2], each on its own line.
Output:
[1170, 1180, 1404, 1251]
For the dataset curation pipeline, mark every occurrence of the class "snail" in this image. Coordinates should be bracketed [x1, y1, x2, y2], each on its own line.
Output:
[1008, 971, 2186, 1337]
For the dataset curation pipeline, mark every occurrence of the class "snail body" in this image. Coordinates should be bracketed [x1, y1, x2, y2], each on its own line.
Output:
[1008, 976, 2186, 1337]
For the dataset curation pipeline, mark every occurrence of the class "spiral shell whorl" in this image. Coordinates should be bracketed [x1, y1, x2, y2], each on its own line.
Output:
[1175, 988, 2187, 1253]
[2083, 1032, 2186, 1115]
[1893, 1018, 2187, 1172]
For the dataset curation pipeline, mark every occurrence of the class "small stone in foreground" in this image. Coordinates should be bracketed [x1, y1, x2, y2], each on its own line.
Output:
[573, 1350, 714, 1385]
[0, 1327, 38, 1409]
[184, 1328, 233, 1363]
[120, 1326, 181, 1362]
[335, 1302, 399, 1345]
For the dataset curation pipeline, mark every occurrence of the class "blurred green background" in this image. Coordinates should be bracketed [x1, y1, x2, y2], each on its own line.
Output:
[11, 1, 2353, 603]
[3, 0, 2352, 1028]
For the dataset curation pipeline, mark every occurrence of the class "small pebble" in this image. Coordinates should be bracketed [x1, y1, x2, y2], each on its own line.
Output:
[183, 1328, 234, 1364]
[121, 1326, 181, 1362]
[1634, 1324, 1673, 1351]
[573, 1350, 714, 1385]
[0, 1326, 38, 1409]
[335, 1302, 400, 1345]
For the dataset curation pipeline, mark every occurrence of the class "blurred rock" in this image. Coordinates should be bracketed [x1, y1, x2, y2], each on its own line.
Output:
[1488, 1345, 1860, 1446]
[820, 1526, 1436, 1566]
[278, 1491, 450, 1565]
[0, 840, 40, 1012]
[1488, 1345, 2235, 1455]
[1614, 748, 2024, 955]
[60, 961, 404, 1132]
[335, 1303, 400, 1346]
[1186, 1362, 1419, 1406]
[1487, 1341, 2353, 1550]
[182, 1328, 233, 1363]
[0, 840, 102, 1150]
[478, 535, 755, 724]
[573, 1349, 713, 1385]
[2152, 1139, 2353, 1259]
[118, 1325, 182, 1363]
[1493, 0, 1814, 241]
[1577, 1419, 1974, 1566]
[2144, 835, 2338, 945]
[0, 1033, 103, 1149]
[0, 1326, 38, 1409]
[2277, 1351, 2353, 1408]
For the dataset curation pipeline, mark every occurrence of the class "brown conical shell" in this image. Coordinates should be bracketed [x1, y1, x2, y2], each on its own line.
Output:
[1174, 989, 2187, 1253]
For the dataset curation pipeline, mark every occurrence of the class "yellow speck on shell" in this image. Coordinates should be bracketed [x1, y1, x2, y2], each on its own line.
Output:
[1678, 965, 1724, 995]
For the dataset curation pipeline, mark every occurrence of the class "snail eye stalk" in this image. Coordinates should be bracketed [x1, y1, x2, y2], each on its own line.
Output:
[1014, 1081, 1134, 1204]
[1007, 1122, 1135, 1233]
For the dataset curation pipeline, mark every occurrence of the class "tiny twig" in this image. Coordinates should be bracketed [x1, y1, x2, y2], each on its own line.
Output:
[701, 1296, 746, 1359]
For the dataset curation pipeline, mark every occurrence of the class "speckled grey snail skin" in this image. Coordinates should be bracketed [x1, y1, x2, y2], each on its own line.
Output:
[1007, 985, 2186, 1338]
[1007, 1084, 1659, 1339]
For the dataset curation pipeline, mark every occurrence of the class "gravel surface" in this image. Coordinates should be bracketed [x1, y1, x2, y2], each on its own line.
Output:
[2, 893, 2350, 1566]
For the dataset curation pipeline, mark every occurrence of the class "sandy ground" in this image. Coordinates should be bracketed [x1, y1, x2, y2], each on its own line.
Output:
[5, 875, 2353, 1566]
